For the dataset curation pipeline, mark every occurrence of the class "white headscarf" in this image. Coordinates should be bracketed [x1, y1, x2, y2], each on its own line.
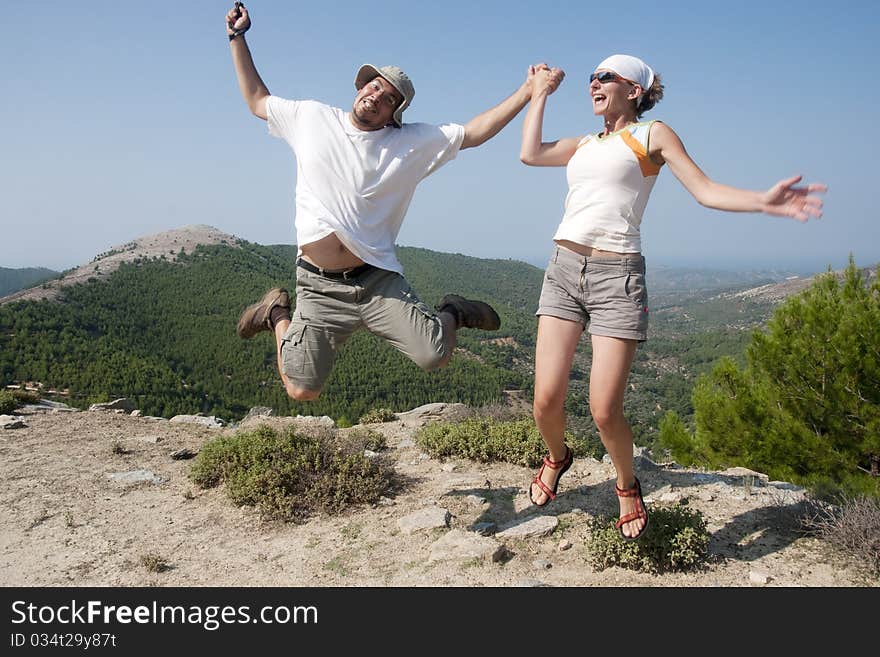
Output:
[595, 54, 655, 105]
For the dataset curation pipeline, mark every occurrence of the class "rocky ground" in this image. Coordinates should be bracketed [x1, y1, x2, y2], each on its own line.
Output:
[1, 402, 875, 588]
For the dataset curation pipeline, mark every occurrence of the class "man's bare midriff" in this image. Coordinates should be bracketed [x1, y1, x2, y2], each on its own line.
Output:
[555, 239, 640, 258]
[299, 233, 366, 271]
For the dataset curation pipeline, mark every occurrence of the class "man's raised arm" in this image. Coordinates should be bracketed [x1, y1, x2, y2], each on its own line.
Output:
[226, 3, 270, 120]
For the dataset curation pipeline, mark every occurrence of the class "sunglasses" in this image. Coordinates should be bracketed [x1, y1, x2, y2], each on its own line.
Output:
[589, 71, 634, 85]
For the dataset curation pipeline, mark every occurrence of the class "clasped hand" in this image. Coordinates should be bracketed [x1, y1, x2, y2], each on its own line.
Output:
[226, 2, 251, 36]
[528, 63, 565, 96]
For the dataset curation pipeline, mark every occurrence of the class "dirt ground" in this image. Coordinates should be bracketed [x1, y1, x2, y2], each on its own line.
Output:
[1, 405, 875, 588]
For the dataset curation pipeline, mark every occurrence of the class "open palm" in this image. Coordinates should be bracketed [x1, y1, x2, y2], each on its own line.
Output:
[763, 175, 827, 222]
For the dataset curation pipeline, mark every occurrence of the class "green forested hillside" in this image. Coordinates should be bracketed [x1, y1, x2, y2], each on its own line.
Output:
[0, 267, 59, 297]
[0, 243, 540, 423]
[0, 240, 785, 454]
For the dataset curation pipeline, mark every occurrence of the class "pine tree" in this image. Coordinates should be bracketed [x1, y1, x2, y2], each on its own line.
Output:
[659, 257, 880, 495]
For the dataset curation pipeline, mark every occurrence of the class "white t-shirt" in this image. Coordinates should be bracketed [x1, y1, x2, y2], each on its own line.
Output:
[266, 96, 465, 273]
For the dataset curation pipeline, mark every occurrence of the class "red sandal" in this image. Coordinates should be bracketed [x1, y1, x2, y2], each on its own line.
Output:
[528, 445, 573, 507]
[615, 477, 649, 541]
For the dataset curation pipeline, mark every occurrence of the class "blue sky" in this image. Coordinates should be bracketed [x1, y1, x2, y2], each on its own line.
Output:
[2, 0, 877, 274]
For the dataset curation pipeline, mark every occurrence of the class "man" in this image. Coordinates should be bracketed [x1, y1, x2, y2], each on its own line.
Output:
[227, 3, 555, 401]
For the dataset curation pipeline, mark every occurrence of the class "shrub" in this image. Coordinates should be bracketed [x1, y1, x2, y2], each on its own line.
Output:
[188, 425, 396, 522]
[585, 506, 710, 574]
[415, 416, 583, 468]
[345, 427, 387, 452]
[139, 553, 170, 573]
[0, 391, 17, 415]
[801, 495, 880, 578]
[11, 389, 40, 405]
[358, 407, 396, 424]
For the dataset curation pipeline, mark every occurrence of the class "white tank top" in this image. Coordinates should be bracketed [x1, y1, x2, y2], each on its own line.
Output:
[553, 120, 661, 253]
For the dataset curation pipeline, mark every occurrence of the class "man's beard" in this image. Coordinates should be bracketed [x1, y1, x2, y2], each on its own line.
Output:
[352, 99, 387, 128]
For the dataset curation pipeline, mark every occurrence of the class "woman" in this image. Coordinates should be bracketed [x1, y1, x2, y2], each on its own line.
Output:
[520, 55, 826, 540]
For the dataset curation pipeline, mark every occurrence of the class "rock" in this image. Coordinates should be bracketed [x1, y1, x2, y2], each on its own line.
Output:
[497, 516, 558, 539]
[464, 494, 488, 507]
[533, 559, 553, 570]
[428, 529, 505, 563]
[719, 467, 770, 485]
[472, 522, 497, 536]
[21, 400, 78, 413]
[768, 481, 804, 492]
[396, 403, 473, 426]
[634, 454, 661, 471]
[244, 406, 274, 420]
[749, 570, 772, 586]
[558, 539, 573, 551]
[438, 473, 490, 495]
[0, 415, 27, 429]
[658, 491, 685, 504]
[169, 415, 225, 428]
[89, 398, 135, 413]
[291, 415, 336, 430]
[397, 507, 451, 534]
[236, 414, 335, 433]
[170, 448, 197, 460]
[692, 473, 723, 484]
[107, 469, 166, 486]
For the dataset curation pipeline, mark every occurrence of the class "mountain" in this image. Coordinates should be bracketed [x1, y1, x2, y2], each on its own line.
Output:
[0, 227, 542, 425]
[0, 267, 59, 297]
[0, 224, 240, 304]
[646, 264, 804, 294]
[2, 224, 859, 455]
[715, 264, 878, 303]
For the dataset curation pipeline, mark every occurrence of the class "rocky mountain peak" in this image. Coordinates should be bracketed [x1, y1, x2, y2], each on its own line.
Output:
[0, 225, 243, 305]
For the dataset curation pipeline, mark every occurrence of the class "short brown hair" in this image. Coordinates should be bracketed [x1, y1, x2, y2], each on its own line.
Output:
[636, 73, 664, 119]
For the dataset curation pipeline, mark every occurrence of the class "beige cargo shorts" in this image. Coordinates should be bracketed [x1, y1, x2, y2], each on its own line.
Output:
[536, 245, 649, 341]
[280, 263, 449, 392]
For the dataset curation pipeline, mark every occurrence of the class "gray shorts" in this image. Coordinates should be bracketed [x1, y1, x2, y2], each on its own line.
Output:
[536, 245, 649, 341]
[280, 264, 449, 392]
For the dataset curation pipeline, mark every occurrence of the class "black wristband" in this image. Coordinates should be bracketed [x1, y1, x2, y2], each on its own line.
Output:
[228, 28, 247, 41]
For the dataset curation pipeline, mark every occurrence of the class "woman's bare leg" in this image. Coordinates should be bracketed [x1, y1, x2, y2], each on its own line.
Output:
[589, 334, 644, 538]
[530, 315, 583, 504]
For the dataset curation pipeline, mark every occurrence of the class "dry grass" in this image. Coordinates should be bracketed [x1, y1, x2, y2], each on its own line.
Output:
[139, 553, 170, 573]
[801, 495, 880, 577]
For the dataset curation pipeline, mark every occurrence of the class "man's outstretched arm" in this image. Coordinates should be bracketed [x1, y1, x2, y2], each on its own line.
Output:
[460, 64, 554, 150]
[227, 3, 270, 120]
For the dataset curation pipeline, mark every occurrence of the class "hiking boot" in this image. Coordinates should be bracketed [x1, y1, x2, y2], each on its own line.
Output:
[236, 287, 290, 339]
[436, 294, 501, 331]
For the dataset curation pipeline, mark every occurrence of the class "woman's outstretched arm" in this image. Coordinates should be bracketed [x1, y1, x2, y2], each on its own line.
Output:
[651, 122, 827, 222]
